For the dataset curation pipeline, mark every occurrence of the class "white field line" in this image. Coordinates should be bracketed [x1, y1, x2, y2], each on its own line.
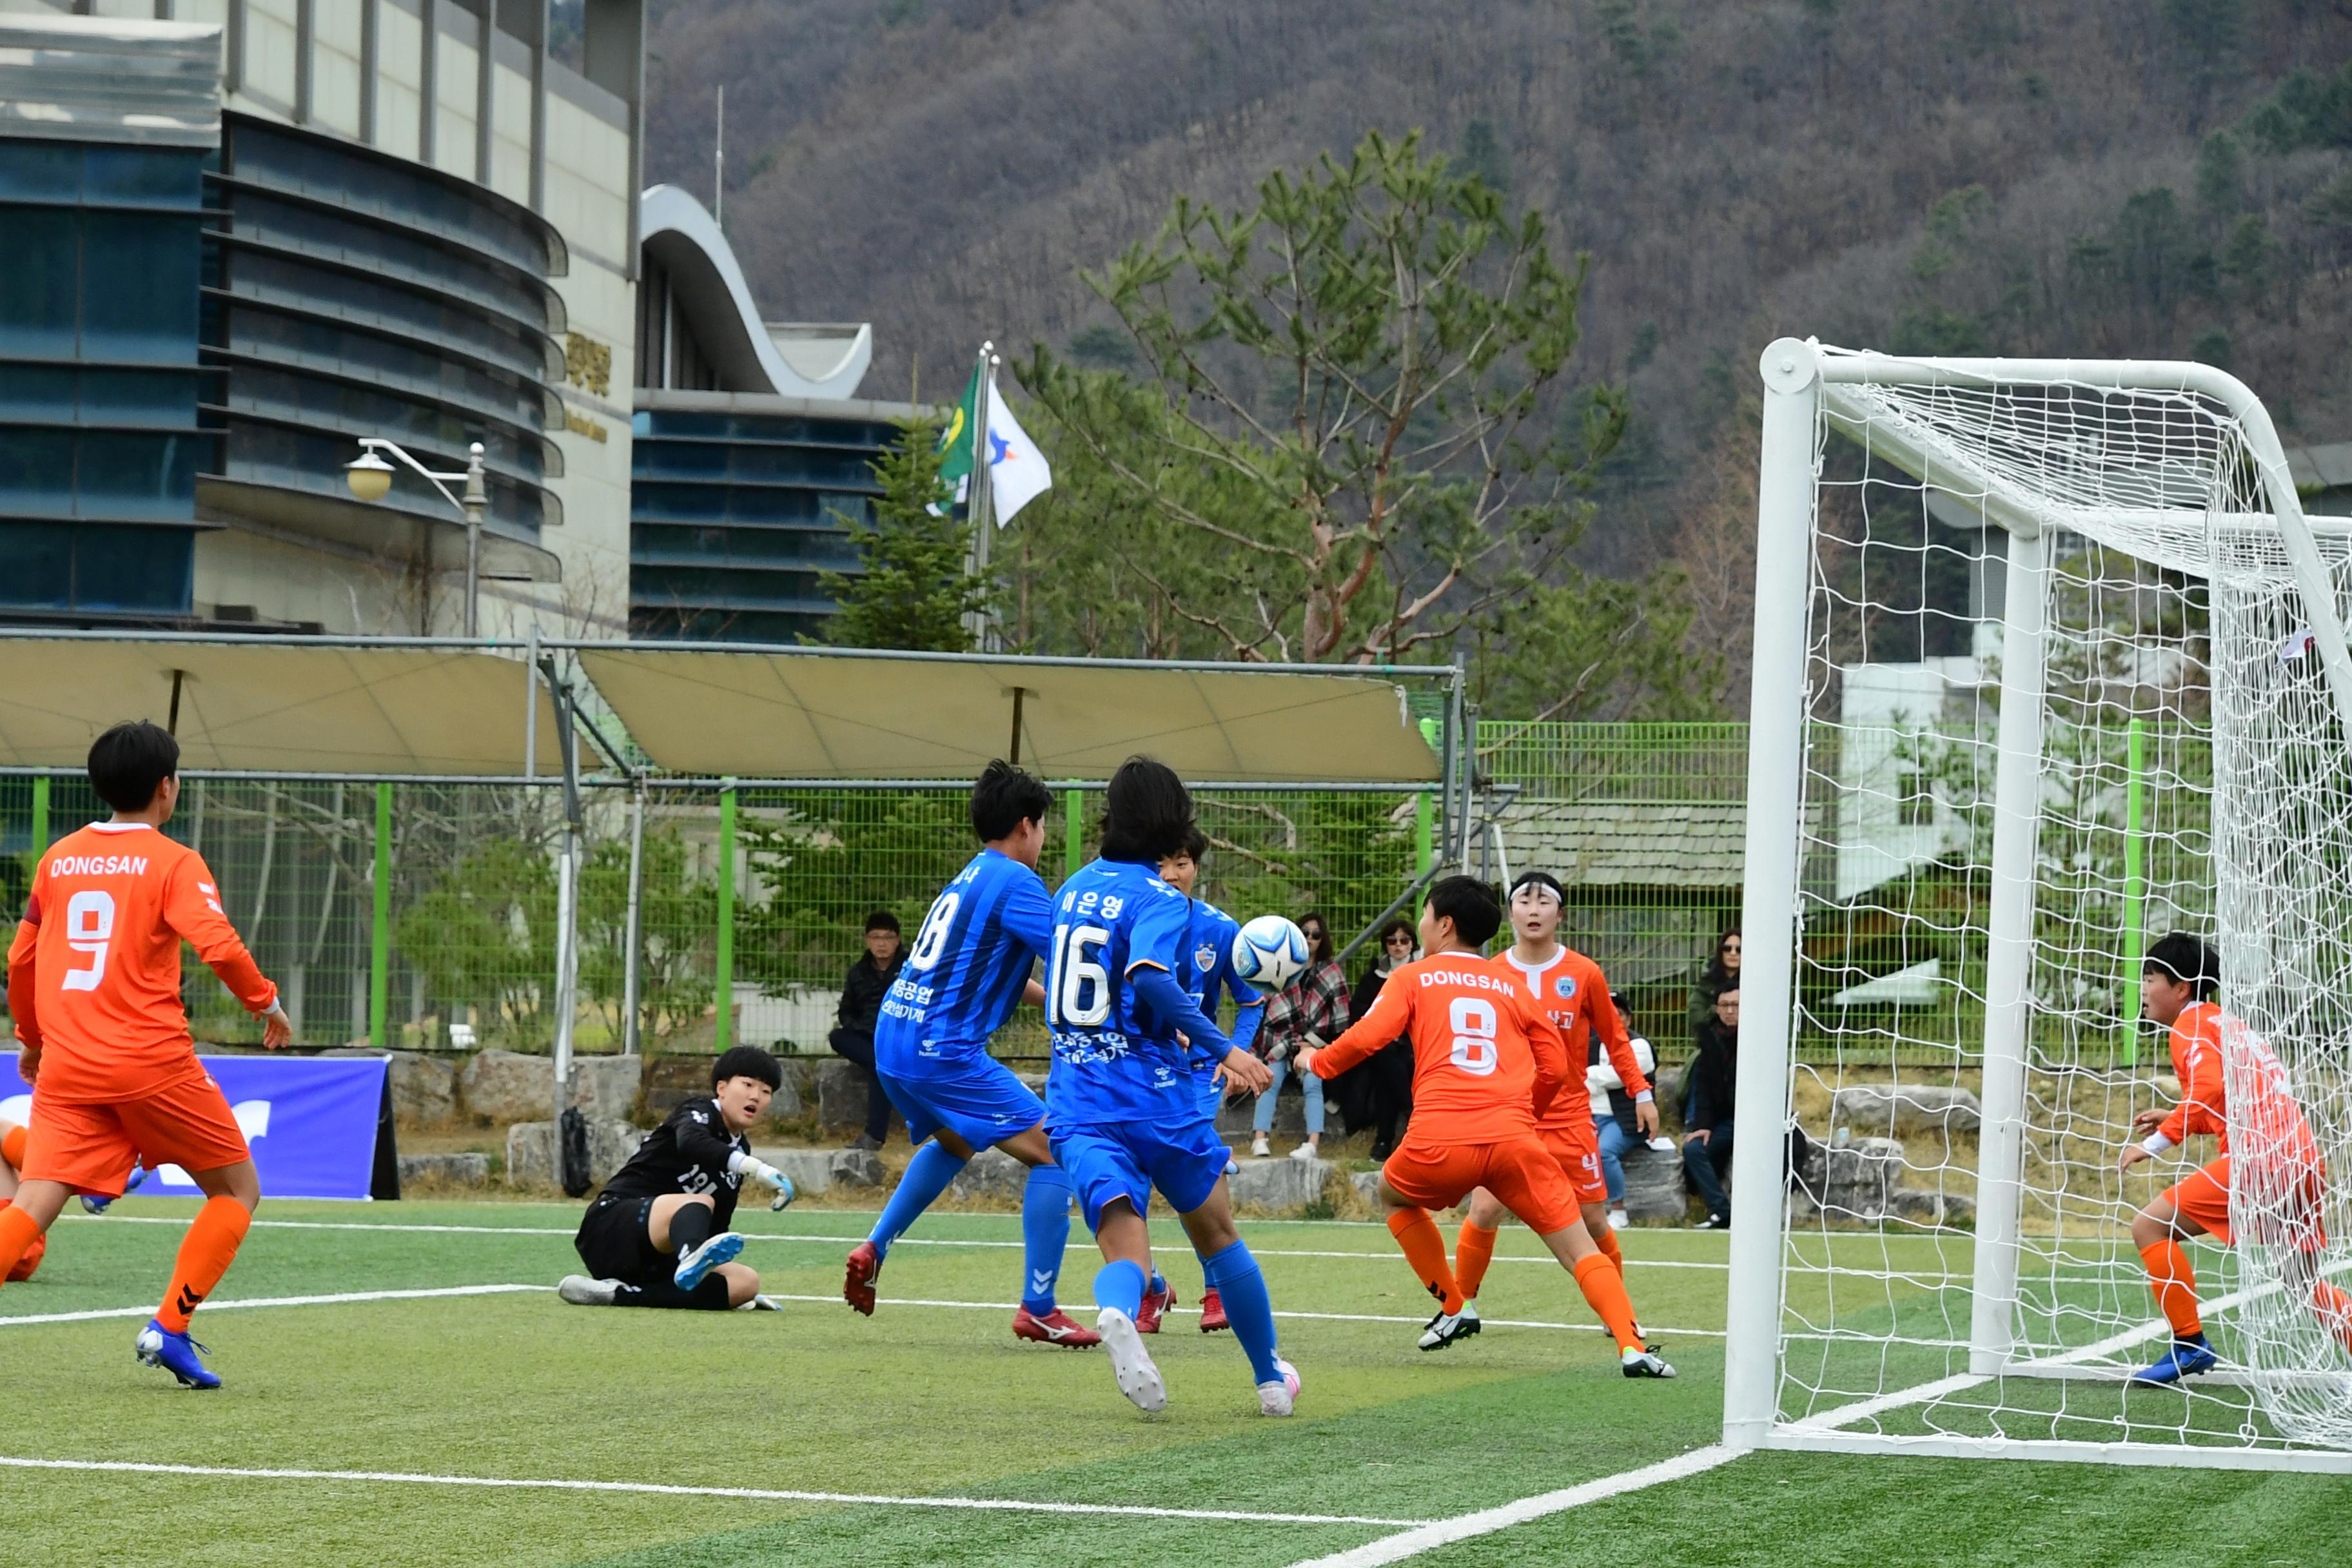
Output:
[64, 1215, 1730, 1270]
[761, 1293, 1729, 1338]
[1284, 1445, 1742, 1568]
[0, 1283, 549, 1328]
[0, 1455, 1431, 1528]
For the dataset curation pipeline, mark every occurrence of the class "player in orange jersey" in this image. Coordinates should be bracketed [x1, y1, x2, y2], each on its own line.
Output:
[0, 1119, 44, 1280]
[1450, 871, 1662, 1329]
[1298, 876, 1674, 1377]
[1, 721, 292, 1388]
[2118, 932, 2352, 1387]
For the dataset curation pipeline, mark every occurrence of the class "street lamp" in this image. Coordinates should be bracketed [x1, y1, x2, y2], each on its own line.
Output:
[344, 437, 490, 636]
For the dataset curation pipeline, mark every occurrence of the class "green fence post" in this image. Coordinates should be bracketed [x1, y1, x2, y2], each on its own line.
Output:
[2122, 718, 2148, 1067]
[716, 781, 737, 1054]
[1064, 782, 1083, 880]
[369, 781, 391, 1052]
[1415, 790, 1433, 880]
[28, 774, 49, 874]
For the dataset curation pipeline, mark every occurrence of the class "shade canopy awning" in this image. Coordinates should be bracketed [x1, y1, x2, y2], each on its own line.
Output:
[574, 647, 1443, 783]
[0, 639, 564, 775]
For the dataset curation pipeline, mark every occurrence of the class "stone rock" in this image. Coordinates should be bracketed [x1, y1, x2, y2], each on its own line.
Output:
[1792, 1135, 1905, 1222]
[748, 1146, 884, 1197]
[1228, 1155, 1332, 1214]
[1888, 1186, 1977, 1228]
[460, 1051, 643, 1124]
[1618, 1143, 1689, 1222]
[830, 1146, 886, 1189]
[945, 1147, 1032, 1202]
[506, 1119, 643, 1188]
[1352, 1170, 1383, 1207]
[388, 1052, 458, 1124]
[645, 1055, 808, 1124]
[815, 1059, 878, 1130]
[1830, 1084, 1983, 1136]
[397, 1151, 489, 1186]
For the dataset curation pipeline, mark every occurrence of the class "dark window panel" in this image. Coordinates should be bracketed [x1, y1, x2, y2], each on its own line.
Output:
[72, 525, 192, 613]
[0, 210, 83, 358]
[0, 522, 72, 607]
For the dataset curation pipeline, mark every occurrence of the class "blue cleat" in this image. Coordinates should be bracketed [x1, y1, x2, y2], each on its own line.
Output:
[81, 1164, 148, 1216]
[673, 1231, 744, 1291]
[2129, 1334, 2219, 1388]
[134, 1318, 220, 1389]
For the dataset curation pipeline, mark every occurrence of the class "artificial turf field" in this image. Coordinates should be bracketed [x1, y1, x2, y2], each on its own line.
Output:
[2, 1199, 2346, 1567]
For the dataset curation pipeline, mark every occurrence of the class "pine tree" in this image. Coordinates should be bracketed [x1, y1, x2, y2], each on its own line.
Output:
[819, 419, 990, 652]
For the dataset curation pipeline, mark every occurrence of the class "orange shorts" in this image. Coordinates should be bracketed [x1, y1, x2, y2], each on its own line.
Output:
[2164, 1155, 2328, 1251]
[22, 1075, 248, 1197]
[1383, 1135, 1579, 1236]
[1539, 1121, 1610, 1207]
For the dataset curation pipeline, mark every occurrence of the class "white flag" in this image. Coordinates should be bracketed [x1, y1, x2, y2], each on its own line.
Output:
[983, 376, 1053, 527]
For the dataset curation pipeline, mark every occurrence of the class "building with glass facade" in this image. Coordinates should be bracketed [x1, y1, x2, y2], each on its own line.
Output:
[0, 2, 645, 637]
[629, 185, 911, 643]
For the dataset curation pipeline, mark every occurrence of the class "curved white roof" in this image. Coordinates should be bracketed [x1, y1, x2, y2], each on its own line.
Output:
[640, 184, 872, 400]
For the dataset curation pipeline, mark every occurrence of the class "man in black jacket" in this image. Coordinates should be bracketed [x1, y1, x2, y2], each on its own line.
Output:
[830, 912, 905, 1151]
[1682, 988, 1738, 1230]
[560, 1046, 797, 1309]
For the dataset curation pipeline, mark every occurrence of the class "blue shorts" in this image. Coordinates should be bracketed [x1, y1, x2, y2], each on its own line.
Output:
[1052, 1117, 1231, 1232]
[879, 1052, 1044, 1152]
[1196, 1069, 1226, 1126]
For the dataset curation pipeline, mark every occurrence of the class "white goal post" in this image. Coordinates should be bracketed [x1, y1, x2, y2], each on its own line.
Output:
[1725, 338, 2352, 1471]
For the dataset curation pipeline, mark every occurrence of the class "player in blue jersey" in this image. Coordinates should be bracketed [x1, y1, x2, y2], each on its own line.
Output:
[1047, 757, 1295, 1416]
[1130, 827, 1262, 1338]
[844, 761, 1099, 1348]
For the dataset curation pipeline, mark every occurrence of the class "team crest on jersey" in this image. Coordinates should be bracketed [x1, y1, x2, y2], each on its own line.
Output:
[1555, 975, 1577, 999]
[1195, 943, 1219, 973]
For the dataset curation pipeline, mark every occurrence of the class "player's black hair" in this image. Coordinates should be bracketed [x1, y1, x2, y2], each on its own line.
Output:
[1426, 874, 1503, 948]
[2144, 932, 2220, 1000]
[1097, 756, 1194, 864]
[712, 1044, 783, 1090]
[970, 760, 1054, 843]
[87, 720, 179, 813]
[1180, 826, 1209, 863]
[863, 910, 901, 935]
[1508, 870, 1565, 904]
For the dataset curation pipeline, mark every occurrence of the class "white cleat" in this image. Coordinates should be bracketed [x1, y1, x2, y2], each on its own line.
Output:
[1257, 1357, 1302, 1417]
[1621, 1346, 1676, 1379]
[558, 1275, 622, 1306]
[1418, 1301, 1482, 1351]
[1096, 1307, 1167, 1414]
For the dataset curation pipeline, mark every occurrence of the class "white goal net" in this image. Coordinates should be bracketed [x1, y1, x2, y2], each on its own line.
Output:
[1725, 340, 2352, 1470]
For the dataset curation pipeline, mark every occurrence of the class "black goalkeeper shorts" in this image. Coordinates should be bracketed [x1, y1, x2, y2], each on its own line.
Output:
[575, 1193, 665, 1283]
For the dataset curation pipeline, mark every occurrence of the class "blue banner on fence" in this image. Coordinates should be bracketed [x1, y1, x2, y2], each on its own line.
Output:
[0, 1053, 386, 1202]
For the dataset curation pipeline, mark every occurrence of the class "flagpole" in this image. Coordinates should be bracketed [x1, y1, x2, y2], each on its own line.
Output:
[965, 342, 995, 651]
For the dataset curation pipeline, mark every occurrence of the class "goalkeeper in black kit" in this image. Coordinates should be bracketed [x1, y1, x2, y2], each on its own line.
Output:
[560, 1046, 799, 1310]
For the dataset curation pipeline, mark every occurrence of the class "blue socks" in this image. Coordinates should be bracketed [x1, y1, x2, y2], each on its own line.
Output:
[867, 1141, 967, 1263]
[1202, 1238, 1282, 1384]
[1021, 1164, 1074, 1313]
[1093, 1258, 1148, 1321]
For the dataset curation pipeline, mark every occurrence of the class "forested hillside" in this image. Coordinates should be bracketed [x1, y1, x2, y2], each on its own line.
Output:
[638, 0, 2352, 708]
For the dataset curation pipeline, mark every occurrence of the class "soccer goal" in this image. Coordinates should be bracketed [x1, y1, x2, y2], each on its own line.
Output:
[1723, 339, 2352, 1471]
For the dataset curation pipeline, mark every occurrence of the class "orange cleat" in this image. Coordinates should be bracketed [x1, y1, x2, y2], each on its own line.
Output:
[6, 1230, 43, 1283]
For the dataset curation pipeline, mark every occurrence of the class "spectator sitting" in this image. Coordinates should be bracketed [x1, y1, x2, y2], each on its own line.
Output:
[1250, 912, 1350, 1161]
[829, 911, 905, 1152]
[1682, 986, 1738, 1230]
[1689, 926, 1741, 1048]
[1586, 999, 1657, 1231]
[1342, 919, 1418, 1161]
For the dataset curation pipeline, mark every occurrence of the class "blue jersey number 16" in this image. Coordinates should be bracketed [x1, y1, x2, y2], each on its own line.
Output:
[1048, 924, 1112, 1028]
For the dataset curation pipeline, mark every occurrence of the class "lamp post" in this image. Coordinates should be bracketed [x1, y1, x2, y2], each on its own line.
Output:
[344, 438, 490, 636]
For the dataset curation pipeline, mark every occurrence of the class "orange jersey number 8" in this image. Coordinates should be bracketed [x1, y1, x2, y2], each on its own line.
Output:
[63, 889, 117, 993]
[1449, 996, 1498, 1076]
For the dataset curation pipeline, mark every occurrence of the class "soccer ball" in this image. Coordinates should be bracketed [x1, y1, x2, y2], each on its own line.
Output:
[1231, 914, 1311, 989]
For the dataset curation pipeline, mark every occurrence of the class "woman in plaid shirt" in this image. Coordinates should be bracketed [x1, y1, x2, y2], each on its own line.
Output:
[1249, 913, 1351, 1161]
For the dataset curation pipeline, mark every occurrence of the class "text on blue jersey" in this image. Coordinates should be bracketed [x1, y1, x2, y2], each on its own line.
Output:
[876, 848, 1054, 1062]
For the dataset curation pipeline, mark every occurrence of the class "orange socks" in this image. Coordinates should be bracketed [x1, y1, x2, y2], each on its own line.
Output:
[1591, 1223, 1625, 1273]
[1, 1122, 25, 1170]
[0, 1202, 39, 1289]
[2140, 1240, 2202, 1339]
[2315, 1280, 2352, 1357]
[1573, 1251, 1643, 1353]
[158, 1197, 252, 1333]
[1388, 1208, 1465, 1315]
[1454, 1220, 1498, 1303]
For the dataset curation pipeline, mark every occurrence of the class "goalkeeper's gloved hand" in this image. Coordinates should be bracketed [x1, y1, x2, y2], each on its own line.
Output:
[731, 1152, 796, 1210]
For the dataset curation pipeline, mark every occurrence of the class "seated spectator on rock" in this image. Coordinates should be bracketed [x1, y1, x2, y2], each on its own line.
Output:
[1342, 919, 1418, 1160]
[1587, 999, 1656, 1230]
[830, 912, 905, 1152]
[1683, 987, 1739, 1230]
[1689, 926, 1740, 1050]
[1251, 913, 1349, 1161]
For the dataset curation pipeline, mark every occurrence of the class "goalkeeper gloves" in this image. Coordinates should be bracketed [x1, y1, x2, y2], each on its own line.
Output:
[728, 1152, 798, 1210]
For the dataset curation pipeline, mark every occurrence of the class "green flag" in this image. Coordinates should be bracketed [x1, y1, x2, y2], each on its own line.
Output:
[932, 361, 984, 513]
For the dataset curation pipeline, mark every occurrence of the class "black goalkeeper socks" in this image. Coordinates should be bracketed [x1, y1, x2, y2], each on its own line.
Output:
[667, 1202, 716, 1260]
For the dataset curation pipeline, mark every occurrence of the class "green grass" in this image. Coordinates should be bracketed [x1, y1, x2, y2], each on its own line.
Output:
[0, 1200, 2343, 1566]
